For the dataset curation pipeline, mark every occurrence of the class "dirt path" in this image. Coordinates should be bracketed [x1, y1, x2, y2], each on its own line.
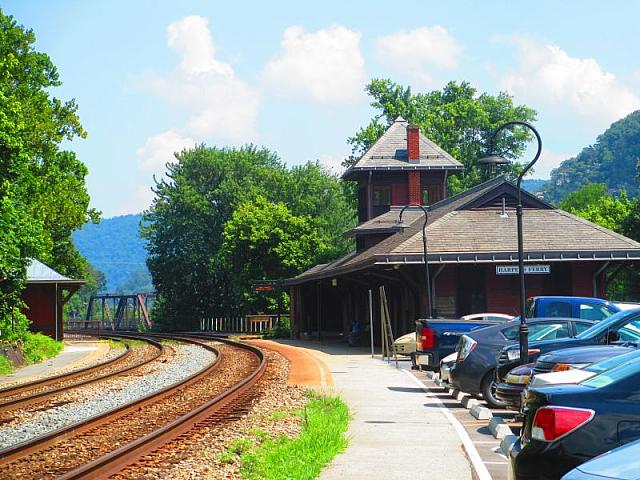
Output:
[246, 339, 332, 388]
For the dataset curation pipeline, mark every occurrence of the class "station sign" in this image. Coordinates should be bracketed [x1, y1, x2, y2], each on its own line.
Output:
[496, 264, 550, 275]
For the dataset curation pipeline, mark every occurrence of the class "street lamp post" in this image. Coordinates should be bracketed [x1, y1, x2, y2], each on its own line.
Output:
[397, 204, 435, 319]
[479, 121, 542, 364]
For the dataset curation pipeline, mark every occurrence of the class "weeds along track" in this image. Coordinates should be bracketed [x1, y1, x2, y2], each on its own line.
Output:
[0, 335, 163, 414]
[0, 334, 265, 480]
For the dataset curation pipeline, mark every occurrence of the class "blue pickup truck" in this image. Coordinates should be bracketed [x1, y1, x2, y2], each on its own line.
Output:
[412, 296, 631, 371]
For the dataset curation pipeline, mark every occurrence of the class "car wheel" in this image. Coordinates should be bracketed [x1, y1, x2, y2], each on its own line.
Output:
[481, 370, 507, 409]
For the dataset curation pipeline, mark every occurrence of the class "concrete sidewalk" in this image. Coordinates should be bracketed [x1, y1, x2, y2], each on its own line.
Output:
[278, 340, 474, 480]
[0, 341, 110, 386]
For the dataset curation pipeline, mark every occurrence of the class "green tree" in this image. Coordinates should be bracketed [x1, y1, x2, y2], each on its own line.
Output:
[142, 145, 354, 330]
[65, 266, 107, 320]
[220, 196, 325, 313]
[347, 79, 538, 193]
[559, 183, 632, 233]
[0, 10, 97, 338]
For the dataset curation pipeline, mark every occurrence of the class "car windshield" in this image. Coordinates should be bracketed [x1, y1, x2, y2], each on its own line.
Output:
[575, 310, 640, 340]
[581, 356, 640, 389]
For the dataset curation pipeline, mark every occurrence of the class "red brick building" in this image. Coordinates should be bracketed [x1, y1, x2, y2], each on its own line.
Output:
[23, 259, 85, 340]
[287, 117, 640, 338]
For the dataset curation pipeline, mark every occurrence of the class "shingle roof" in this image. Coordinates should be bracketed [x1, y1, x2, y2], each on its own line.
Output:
[345, 206, 425, 237]
[26, 259, 84, 284]
[287, 177, 640, 285]
[394, 209, 640, 255]
[342, 116, 464, 179]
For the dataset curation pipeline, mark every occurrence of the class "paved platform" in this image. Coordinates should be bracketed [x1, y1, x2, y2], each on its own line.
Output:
[258, 339, 475, 480]
[0, 341, 110, 386]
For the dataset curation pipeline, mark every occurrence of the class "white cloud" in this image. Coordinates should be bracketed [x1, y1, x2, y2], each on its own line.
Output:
[501, 37, 640, 124]
[141, 15, 260, 141]
[376, 26, 462, 71]
[136, 130, 196, 173]
[261, 25, 366, 104]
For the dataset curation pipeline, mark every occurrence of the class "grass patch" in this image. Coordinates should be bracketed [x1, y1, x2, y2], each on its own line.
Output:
[160, 339, 182, 345]
[121, 338, 148, 348]
[0, 356, 13, 375]
[218, 438, 255, 464]
[105, 339, 126, 350]
[239, 392, 349, 480]
[22, 333, 64, 364]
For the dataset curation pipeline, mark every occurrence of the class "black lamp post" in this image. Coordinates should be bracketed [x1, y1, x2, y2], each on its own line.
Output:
[478, 121, 542, 364]
[397, 204, 435, 319]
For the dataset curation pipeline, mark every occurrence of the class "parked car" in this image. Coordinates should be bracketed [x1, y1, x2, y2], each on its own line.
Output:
[412, 316, 510, 370]
[397, 313, 514, 358]
[439, 352, 458, 383]
[496, 345, 635, 411]
[561, 438, 640, 479]
[497, 308, 640, 382]
[510, 350, 640, 479]
[527, 296, 636, 319]
[449, 317, 595, 408]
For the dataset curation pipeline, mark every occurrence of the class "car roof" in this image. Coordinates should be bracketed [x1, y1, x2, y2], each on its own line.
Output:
[467, 317, 584, 339]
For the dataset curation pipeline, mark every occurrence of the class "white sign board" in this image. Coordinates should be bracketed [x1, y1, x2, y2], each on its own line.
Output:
[496, 264, 550, 275]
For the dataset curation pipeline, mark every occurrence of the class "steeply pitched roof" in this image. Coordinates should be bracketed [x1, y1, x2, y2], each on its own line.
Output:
[342, 116, 464, 179]
[287, 177, 640, 285]
[26, 259, 84, 284]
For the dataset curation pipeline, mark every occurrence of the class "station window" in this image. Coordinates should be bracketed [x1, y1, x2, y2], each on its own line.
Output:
[373, 186, 391, 206]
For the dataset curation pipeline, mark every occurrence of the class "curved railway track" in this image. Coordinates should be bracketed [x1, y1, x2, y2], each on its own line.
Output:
[0, 334, 163, 414]
[0, 333, 266, 479]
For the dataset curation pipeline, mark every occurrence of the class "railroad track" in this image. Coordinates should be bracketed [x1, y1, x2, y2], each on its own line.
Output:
[0, 333, 266, 479]
[0, 334, 163, 414]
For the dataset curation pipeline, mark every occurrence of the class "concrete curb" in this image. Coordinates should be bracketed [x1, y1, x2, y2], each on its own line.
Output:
[488, 416, 512, 439]
[462, 396, 480, 409]
[500, 434, 518, 456]
[471, 404, 493, 420]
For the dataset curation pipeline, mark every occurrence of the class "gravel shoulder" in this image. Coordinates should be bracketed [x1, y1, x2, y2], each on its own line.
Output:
[0, 343, 215, 449]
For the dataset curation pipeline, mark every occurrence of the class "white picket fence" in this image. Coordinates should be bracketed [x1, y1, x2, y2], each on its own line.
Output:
[200, 315, 287, 334]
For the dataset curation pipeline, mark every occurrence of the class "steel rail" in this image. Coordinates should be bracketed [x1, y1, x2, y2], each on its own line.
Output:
[57, 333, 266, 479]
[0, 334, 225, 468]
[0, 334, 163, 414]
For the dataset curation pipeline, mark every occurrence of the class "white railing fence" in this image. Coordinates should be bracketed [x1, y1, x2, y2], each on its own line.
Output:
[200, 314, 288, 334]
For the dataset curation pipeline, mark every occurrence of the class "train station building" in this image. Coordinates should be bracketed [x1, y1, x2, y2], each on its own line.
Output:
[22, 259, 85, 340]
[287, 117, 640, 338]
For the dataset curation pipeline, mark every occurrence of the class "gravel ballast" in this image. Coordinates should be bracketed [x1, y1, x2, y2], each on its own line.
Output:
[0, 344, 215, 449]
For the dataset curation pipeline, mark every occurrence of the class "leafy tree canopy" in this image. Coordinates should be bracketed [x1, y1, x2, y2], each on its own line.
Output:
[0, 10, 97, 338]
[542, 110, 640, 203]
[142, 145, 355, 330]
[347, 79, 538, 193]
[559, 183, 632, 233]
[220, 196, 325, 313]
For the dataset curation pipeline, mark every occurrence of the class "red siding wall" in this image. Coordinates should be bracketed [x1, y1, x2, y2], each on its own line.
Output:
[391, 180, 408, 205]
[22, 284, 61, 340]
[572, 263, 606, 297]
[484, 268, 545, 316]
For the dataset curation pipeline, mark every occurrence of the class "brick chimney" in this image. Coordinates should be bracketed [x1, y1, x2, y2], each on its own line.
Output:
[407, 124, 420, 164]
[407, 124, 421, 204]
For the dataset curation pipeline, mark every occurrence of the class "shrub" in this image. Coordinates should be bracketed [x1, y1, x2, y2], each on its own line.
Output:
[265, 316, 291, 339]
[0, 355, 13, 375]
[21, 332, 64, 364]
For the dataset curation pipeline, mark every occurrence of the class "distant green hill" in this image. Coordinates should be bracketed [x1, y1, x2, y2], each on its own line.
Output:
[542, 111, 640, 203]
[72, 214, 149, 292]
[522, 179, 548, 193]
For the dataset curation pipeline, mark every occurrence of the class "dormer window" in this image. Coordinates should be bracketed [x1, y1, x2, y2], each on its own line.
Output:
[373, 186, 391, 206]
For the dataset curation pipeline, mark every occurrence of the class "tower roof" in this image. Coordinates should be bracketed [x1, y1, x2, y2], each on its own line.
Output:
[342, 116, 464, 179]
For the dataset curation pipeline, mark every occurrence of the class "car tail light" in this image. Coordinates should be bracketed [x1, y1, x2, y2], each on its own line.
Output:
[457, 335, 477, 362]
[420, 327, 435, 350]
[531, 406, 594, 442]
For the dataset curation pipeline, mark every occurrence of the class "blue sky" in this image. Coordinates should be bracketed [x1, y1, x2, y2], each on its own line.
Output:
[5, 1, 640, 217]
